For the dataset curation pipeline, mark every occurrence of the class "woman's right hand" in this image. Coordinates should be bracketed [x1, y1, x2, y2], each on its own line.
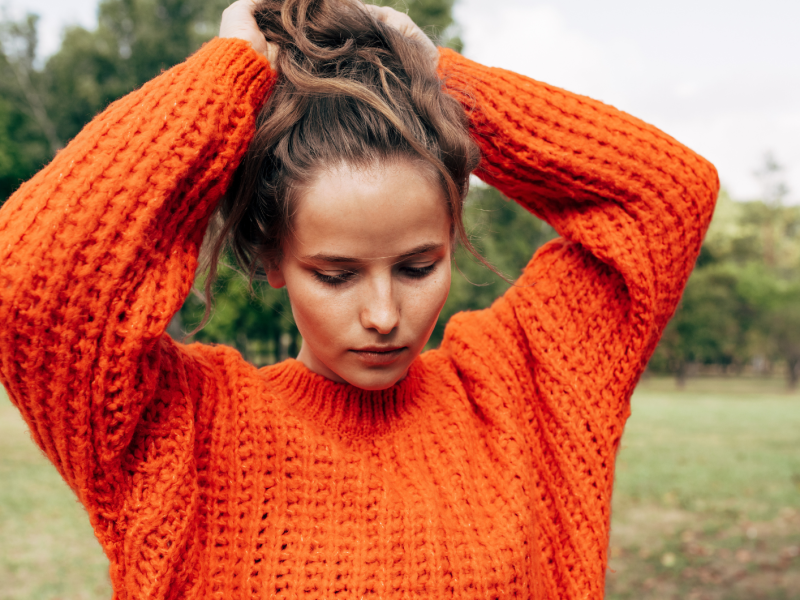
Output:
[220, 0, 279, 69]
[364, 4, 439, 69]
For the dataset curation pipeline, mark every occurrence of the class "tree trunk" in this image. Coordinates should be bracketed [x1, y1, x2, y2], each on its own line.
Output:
[788, 358, 799, 392]
[236, 332, 250, 363]
[675, 361, 688, 389]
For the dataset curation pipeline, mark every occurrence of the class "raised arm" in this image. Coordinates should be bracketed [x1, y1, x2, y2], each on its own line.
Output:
[0, 38, 274, 500]
[432, 51, 719, 594]
[437, 49, 719, 424]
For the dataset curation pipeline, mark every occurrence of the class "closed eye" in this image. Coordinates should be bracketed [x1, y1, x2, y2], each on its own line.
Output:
[400, 263, 436, 279]
[313, 270, 356, 286]
[312, 262, 437, 286]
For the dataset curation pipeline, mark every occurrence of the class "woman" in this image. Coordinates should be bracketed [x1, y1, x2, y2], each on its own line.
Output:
[0, 0, 718, 597]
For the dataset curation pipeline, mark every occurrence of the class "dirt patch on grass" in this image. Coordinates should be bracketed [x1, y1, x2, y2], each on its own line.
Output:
[607, 506, 800, 599]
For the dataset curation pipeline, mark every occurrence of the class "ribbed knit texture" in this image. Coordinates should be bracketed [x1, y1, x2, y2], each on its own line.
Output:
[0, 39, 718, 599]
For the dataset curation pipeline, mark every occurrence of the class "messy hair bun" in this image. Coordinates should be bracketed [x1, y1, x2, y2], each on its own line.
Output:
[201, 0, 482, 322]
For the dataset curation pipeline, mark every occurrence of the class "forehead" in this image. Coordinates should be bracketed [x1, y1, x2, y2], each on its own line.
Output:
[291, 161, 451, 258]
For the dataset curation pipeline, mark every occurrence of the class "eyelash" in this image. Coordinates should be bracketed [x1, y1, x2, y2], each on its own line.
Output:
[313, 264, 437, 287]
[402, 264, 436, 279]
[313, 271, 355, 286]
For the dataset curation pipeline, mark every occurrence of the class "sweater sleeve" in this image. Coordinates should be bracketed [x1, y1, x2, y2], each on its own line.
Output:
[437, 49, 719, 430]
[0, 39, 274, 500]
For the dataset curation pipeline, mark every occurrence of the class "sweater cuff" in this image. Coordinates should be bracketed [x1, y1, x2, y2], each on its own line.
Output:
[436, 47, 495, 89]
[189, 37, 276, 113]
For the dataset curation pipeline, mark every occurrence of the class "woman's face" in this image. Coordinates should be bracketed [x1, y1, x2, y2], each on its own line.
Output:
[267, 160, 452, 390]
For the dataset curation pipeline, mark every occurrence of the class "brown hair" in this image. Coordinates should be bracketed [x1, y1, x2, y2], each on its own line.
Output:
[199, 0, 483, 325]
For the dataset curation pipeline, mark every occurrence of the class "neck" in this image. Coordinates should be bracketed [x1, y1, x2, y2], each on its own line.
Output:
[296, 342, 346, 384]
[262, 357, 429, 440]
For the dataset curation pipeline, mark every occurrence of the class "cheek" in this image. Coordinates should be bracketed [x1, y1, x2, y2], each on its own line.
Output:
[285, 275, 355, 345]
[407, 267, 451, 332]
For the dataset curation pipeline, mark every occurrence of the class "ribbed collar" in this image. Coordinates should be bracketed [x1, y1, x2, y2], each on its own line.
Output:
[261, 358, 430, 440]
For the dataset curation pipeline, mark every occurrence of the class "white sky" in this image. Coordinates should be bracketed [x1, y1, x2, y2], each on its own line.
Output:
[6, 0, 800, 202]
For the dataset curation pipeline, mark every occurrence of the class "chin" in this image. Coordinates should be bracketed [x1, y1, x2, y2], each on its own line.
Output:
[342, 365, 410, 391]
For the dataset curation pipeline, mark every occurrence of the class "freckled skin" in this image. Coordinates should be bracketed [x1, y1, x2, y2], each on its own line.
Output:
[267, 161, 452, 391]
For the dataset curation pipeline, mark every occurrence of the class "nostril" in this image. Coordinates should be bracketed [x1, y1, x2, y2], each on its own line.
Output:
[361, 306, 399, 334]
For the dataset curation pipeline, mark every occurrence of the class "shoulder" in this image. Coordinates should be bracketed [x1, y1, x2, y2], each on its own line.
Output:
[165, 338, 265, 398]
[439, 302, 532, 393]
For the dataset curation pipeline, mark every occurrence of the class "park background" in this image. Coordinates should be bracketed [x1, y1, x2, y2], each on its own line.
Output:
[0, 0, 798, 598]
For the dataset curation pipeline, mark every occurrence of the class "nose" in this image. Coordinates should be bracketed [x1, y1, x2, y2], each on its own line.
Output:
[360, 273, 399, 335]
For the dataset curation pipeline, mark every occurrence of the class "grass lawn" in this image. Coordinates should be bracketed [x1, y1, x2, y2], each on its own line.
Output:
[1, 377, 799, 599]
[607, 376, 800, 600]
[0, 386, 111, 600]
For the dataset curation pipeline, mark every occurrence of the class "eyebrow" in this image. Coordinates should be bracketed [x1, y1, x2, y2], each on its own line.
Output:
[302, 243, 445, 264]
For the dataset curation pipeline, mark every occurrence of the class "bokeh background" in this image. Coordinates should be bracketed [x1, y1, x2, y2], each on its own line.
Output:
[1, 1, 798, 599]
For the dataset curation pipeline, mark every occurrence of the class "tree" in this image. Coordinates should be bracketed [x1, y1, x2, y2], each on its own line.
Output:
[180, 265, 300, 365]
[764, 300, 800, 390]
[0, 14, 55, 204]
[2, 0, 459, 180]
[1, 0, 463, 211]
[43, 0, 230, 145]
[737, 265, 800, 390]
[0, 1, 230, 206]
[649, 266, 753, 386]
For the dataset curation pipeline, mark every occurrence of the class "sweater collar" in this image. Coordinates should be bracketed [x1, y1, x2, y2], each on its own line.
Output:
[261, 357, 428, 440]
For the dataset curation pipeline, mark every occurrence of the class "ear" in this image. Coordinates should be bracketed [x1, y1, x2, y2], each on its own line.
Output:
[267, 264, 286, 289]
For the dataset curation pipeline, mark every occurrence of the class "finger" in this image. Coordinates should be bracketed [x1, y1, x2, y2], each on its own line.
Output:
[364, 4, 391, 22]
[223, 0, 256, 15]
[234, 0, 259, 10]
[220, 0, 275, 63]
[359, 3, 438, 66]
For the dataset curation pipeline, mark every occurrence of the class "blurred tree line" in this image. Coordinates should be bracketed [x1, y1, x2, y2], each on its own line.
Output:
[650, 157, 800, 389]
[1, 0, 798, 387]
[0, 0, 459, 200]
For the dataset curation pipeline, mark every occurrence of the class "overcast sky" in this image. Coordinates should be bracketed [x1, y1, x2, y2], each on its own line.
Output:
[7, 0, 800, 203]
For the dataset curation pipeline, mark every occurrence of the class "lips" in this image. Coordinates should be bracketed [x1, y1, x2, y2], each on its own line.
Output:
[349, 346, 407, 366]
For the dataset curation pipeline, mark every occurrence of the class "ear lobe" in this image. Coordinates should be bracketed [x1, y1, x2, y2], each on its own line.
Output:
[267, 265, 286, 289]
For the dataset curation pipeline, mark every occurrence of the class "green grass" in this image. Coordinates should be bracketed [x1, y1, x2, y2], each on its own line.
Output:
[616, 380, 800, 518]
[606, 377, 800, 599]
[0, 386, 112, 600]
[1, 378, 799, 599]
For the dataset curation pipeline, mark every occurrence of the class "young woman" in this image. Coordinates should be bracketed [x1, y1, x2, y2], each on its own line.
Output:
[0, 0, 718, 597]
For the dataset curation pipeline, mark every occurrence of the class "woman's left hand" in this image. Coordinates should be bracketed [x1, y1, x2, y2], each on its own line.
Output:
[364, 4, 439, 68]
[220, 0, 280, 68]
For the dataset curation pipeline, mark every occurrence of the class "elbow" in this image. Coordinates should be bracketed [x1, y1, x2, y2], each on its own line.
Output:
[688, 155, 720, 245]
[665, 149, 720, 245]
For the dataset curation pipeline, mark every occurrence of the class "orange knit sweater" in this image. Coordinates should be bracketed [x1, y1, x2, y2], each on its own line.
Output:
[0, 38, 718, 599]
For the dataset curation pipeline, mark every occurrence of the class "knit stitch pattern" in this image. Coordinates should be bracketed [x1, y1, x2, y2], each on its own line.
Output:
[0, 39, 719, 599]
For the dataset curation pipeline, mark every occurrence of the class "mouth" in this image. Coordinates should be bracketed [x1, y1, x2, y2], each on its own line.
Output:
[348, 346, 408, 366]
